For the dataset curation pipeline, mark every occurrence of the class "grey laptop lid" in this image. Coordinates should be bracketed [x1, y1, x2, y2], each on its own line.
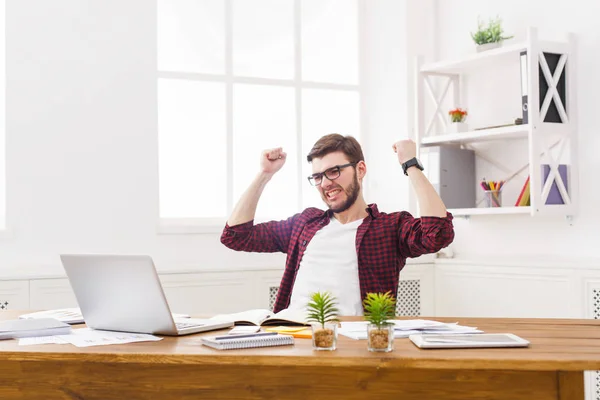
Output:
[60, 254, 181, 335]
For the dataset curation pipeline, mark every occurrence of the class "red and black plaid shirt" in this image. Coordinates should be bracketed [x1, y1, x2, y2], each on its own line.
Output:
[221, 204, 454, 313]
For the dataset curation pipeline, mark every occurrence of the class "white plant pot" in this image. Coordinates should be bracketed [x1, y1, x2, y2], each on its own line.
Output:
[447, 122, 468, 134]
[476, 42, 502, 52]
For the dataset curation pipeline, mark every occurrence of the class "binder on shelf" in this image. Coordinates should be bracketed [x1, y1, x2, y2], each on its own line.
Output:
[520, 51, 529, 124]
[515, 177, 531, 207]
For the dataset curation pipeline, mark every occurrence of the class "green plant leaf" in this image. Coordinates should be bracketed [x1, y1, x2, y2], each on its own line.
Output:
[305, 291, 340, 329]
[470, 16, 513, 45]
[363, 291, 396, 329]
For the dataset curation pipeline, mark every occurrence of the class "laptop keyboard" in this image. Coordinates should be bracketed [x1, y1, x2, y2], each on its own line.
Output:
[176, 321, 205, 329]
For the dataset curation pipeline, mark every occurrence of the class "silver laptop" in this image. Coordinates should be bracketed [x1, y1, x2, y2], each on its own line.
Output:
[60, 254, 233, 336]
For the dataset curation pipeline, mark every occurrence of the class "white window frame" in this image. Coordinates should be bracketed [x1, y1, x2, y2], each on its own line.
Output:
[157, 0, 365, 234]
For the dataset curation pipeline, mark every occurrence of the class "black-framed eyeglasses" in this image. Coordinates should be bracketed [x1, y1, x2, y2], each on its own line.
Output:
[307, 162, 357, 186]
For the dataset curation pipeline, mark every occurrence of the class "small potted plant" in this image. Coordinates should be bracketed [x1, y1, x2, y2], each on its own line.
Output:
[306, 291, 339, 351]
[448, 107, 468, 133]
[363, 292, 396, 352]
[470, 16, 513, 52]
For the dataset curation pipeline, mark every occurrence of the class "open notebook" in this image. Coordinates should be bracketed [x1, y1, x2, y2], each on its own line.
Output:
[209, 308, 309, 327]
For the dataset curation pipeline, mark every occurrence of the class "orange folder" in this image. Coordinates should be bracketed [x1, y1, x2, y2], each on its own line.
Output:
[264, 326, 312, 339]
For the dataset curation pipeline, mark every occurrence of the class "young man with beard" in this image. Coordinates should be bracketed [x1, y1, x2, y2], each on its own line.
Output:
[221, 134, 454, 315]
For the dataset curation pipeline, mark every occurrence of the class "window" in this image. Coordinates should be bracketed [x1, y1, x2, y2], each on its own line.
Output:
[157, 0, 361, 229]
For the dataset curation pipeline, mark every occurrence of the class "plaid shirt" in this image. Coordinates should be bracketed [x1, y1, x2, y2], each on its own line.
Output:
[221, 204, 454, 313]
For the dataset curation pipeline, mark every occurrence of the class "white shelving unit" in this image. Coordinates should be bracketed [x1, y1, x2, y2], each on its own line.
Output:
[415, 27, 578, 218]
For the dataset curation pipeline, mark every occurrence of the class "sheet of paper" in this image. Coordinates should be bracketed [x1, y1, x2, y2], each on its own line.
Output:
[339, 329, 422, 340]
[18, 336, 70, 346]
[55, 328, 163, 348]
[339, 319, 482, 340]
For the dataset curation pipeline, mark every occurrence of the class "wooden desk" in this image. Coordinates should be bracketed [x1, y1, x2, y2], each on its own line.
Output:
[1, 311, 599, 400]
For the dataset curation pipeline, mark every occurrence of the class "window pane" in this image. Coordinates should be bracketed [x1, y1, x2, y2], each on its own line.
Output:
[301, 89, 360, 209]
[233, 0, 294, 79]
[233, 84, 296, 220]
[302, 0, 359, 84]
[157, 0, 225, 74]
[158, 79, 226, 218]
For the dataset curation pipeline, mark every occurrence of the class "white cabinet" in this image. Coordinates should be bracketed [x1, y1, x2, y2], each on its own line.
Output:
[23, 269, 285, 316]
[0, 280, 29, 310]
[433, 260, 574, 318]
[29, 279, 77, 309]
[159, 269, 284, 315]
[11, 265, 436, 317]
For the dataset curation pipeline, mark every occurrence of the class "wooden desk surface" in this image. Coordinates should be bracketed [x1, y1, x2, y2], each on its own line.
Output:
[1, 311, 600, 371]
[1, 311, 599, 399]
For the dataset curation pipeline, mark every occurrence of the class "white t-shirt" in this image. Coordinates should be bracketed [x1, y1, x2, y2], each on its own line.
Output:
[288, 217, 364, 316]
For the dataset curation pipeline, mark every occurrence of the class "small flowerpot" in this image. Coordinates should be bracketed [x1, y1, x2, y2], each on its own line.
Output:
[311, 323, 337, 351]
[476, 41, 502, 52]
[367, 323, 394, 352]
[446, 122, 468, 134]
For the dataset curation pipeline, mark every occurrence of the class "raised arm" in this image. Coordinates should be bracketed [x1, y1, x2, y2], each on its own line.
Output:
[393, 139, 447, 217]
[222, 147, 294, 253]
[393, 139, 454, 258]
[227, 147, 287, 226]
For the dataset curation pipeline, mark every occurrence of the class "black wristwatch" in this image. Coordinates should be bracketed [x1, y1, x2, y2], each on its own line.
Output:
[401, 157, 424, 176]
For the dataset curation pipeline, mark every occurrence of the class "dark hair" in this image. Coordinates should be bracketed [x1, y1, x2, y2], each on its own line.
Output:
[306, 134, 365, 163]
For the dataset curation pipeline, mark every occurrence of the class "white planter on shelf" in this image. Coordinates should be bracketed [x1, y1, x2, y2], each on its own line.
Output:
[476, 42, 502, 52]
[446, 122, 468, 134]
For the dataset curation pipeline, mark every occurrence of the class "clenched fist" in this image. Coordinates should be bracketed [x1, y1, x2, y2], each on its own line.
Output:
[261, 147, 287, 175]
[392, 139, 417, 164]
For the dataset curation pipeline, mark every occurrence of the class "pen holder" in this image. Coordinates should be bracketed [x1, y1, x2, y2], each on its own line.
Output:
[484, 190, 502, 208]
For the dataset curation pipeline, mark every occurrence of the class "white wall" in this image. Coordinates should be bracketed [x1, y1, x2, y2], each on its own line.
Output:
[1, 1, 415, 273]
[432, 0, 600, 258]
[361, 0, 411, 214]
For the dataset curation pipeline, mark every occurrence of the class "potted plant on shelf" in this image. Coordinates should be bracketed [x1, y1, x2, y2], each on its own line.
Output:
[363, 292, 396, 352]
[306, 291, 339, 351]
[470, 16, 513, 52]
[448, 107, 468, 133]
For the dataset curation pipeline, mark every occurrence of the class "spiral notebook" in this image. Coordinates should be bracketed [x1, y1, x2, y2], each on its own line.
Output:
[201, 333, 294, 350]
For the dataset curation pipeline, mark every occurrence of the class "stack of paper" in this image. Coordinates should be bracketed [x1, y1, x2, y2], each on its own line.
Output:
[18, 328, 163, 347]
[0, 318, 72, 340]
[19, 308, 85, 324]
[19, 308, 191, 325]
[338, 319, 481, 340]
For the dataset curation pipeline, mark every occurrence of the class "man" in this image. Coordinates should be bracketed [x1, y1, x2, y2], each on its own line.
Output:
[221, 134, 454, 315]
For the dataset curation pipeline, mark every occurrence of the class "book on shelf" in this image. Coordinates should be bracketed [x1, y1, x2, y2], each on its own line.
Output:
[208, 308, 309, 327]
[515, 176, 531, 206]
[201, 332, 295, 350]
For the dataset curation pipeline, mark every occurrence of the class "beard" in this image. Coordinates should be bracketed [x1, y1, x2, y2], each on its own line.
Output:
[322, 171, 360, 214]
